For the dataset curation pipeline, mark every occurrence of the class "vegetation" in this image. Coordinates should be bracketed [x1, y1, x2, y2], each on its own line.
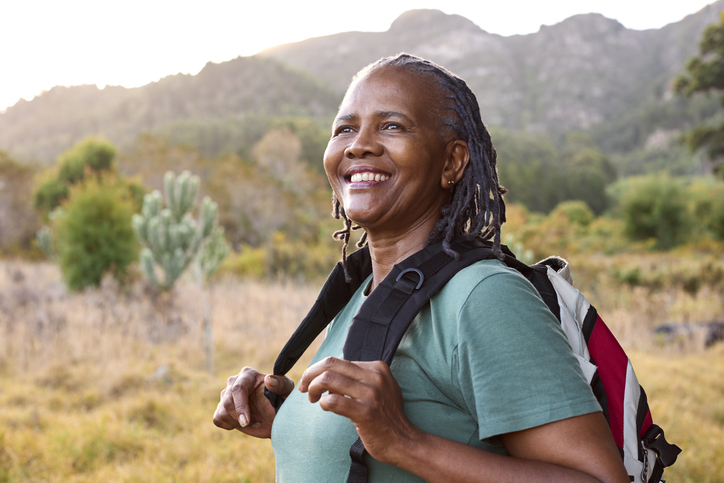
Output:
[675, 13, 724, 177]
[53, 177, 139, 291]
[1, 9, 724, 478]
[34, 138, 121, 217]
[494, 129, 617, 215]
[0, 151, 39, 254]
[132, 170, 228, 291]
[0, 258, 721, 482]
[32, 138, 144, 291]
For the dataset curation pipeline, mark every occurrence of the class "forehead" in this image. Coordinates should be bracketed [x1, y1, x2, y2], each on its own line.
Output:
[337, 66, 447, 122]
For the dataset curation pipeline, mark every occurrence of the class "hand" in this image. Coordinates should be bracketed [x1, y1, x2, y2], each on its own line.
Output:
[213, 366, 294, 439]
[297, 357, 422, 465]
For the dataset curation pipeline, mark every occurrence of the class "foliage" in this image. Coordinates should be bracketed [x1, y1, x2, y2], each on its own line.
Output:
[688, 177, 724, 240]
[132, 170, 229, 290]
[609, 174, 691, 250]
[494, 129, 616, 215]
[0, 151, 40, 254]
[552, 200, 595, 227]
[34, 137, 118, 217]
[219, 220, 343, 281]
[675, 14, 724, 177]
[119, 135, 331, 253]
[53, 176, 139, 291]
[1, 261, 723, 482]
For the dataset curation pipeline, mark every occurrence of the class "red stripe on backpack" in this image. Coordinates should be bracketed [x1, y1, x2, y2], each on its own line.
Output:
[586, 313, 629, 448]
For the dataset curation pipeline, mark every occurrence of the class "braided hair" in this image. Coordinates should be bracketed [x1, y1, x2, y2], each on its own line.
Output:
[332, 53, 507, 276]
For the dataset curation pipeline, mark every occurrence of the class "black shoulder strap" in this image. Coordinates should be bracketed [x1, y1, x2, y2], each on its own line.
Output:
[343, 239, 499, 364]
[265, 246, 372, 410]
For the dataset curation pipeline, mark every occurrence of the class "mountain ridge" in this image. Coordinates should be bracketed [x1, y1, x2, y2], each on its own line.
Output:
[1, 3, 723, 164]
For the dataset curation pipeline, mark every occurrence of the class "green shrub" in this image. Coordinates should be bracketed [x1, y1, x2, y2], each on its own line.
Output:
[689, 178, 724, 241]
[551, 200, 595, 227]
[610, 174, 691, 249]
[34, 137, 117, 217]
[54, 177, 138, 291]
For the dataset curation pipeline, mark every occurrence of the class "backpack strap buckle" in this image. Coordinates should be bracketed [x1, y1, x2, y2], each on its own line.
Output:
[642, 424, 682, 468]
[395, 268, 424, 292]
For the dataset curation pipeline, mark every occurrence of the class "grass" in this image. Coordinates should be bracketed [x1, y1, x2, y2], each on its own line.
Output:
[0, 258, 722, 481]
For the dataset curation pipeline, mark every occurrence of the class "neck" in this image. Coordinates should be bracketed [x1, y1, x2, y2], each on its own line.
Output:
[365, 217, 438, 292]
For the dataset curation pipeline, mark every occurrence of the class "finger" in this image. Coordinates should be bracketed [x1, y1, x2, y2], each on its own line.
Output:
[265, 375, 295, 397]
[306, 370, 379, 404]
[318, 391, 362, 418]
[298, 357, 372, 392]
[231, 368, 260, 428]
[213, 402, 239, 430]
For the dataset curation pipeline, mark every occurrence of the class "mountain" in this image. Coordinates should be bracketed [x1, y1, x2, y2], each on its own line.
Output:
[261, 3, 724, 133]
[0, 56, 338, 163]
[1, 3, 723, 164]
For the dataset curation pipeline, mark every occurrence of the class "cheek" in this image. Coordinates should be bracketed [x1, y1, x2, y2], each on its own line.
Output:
[323, 143, 342, 191]
[323, 136, 346, 170]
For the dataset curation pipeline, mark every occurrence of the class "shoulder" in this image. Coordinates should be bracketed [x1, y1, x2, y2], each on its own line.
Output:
[433, 259, 546, 319]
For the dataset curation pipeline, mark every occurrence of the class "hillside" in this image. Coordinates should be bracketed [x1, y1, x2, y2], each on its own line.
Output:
[0, 56, 338, 164]
[261, 3, 724, 135]
[1, 2, 723, 164]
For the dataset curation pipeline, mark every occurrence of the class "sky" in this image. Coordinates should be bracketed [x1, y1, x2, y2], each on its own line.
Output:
[0, 0, 718, 112]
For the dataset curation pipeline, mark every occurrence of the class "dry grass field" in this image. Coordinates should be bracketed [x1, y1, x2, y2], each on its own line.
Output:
[0, 258, 722, 482]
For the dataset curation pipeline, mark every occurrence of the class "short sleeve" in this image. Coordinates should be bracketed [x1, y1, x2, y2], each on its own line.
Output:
[454, 269, 601, 441]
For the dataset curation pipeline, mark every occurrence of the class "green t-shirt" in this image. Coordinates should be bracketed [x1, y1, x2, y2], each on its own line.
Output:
[271, 259, 601, 482]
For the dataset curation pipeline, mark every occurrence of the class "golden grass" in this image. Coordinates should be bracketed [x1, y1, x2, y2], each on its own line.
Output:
[0, 258, 722, 481]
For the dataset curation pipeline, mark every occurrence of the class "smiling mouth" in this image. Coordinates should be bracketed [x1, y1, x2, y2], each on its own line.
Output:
[349, 172, 390, 183]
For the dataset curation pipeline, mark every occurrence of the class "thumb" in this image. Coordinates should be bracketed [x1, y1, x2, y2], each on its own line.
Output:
[265, 375, 295, 397]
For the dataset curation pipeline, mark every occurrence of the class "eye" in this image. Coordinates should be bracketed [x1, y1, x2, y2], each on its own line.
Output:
[333, 125, 355, 136]
[383, 122, 403, 131]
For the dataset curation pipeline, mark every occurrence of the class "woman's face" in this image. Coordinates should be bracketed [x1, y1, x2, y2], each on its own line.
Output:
[324, 66, 463, 238]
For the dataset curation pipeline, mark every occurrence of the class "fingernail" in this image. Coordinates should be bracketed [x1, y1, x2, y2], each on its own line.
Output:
[267, 376, 279, 388]
[239, 414, 249, 427]
[251, 422, 262, 429]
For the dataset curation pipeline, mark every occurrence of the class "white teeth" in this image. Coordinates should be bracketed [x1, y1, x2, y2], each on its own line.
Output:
[350, 172, 389, 183]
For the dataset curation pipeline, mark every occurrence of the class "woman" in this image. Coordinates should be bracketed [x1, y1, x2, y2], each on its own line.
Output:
[214, 54, 629, 482]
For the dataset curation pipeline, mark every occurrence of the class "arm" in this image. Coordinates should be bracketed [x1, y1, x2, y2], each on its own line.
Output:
[213, 366, 294, 439]
[298, 357, 629, 483]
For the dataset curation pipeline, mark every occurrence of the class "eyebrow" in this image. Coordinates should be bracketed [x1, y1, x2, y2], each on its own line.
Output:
[334, 111, 415, 125]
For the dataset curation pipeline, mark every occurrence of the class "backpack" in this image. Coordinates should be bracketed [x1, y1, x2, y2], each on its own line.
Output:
[266, 239, 681, 483]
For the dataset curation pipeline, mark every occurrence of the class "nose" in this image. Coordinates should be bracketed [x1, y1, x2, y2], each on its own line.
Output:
[344, 127, 383, 159]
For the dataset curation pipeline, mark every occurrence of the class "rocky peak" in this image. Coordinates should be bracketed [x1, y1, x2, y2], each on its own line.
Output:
[388, 9, 482, 35]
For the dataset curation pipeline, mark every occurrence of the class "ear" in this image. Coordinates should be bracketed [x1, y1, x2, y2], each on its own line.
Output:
[440, 140, 470, 189]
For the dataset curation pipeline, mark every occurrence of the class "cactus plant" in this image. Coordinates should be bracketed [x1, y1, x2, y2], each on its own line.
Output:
[132, 170, 228, 290]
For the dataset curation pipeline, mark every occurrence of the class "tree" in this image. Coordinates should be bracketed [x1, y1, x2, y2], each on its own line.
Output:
[54, 177, 139, 291]
[611, 174, 690, 250]
[675, 14, 724, 177]
[34, 137, 120, 217]
[33, 138, 144, 290]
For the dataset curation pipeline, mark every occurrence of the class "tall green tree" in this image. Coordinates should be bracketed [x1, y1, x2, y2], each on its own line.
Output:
[675, 14, 724, 177]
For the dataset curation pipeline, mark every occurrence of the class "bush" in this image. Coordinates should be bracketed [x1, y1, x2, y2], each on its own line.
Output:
[610, 174, 690, 249]
[551, 200, 595, 227]
[54, 177, 139, 291]
[34, 137, 117, 217]
[689, 178, 724, 241]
